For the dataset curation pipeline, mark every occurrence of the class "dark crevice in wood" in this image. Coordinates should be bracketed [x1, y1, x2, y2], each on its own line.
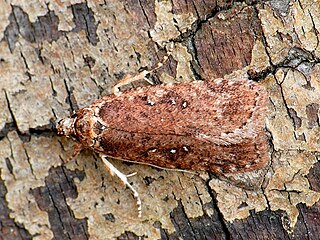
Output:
[248, 7, 320, 82]
[205, 175, 231, 239]
[285, 47, 315, 68]
[63, 78, 78, 114]
[287, 108, 302, 130]
[0, 122, 16, 141]
[124, 0, 156, 31]
[2, 90, 31, 142]
[307, 161, 320, 192]
[188, 36, 204, 81]
[1, 89, 56, 140]
[2, 3, 99, 53]
[306, 103, 320, 128]
[70, 3, 99, 46]
[117, 231, 144, 240]
[227, 210, 289, 239]
[31, 166, 89, 240]
[296, 202, 320, 239]
[191, 6, 260, 80]
[29, 121, 57, 136]
[3, 5, 61, 52]
[3, 90, 20, 136]
[153, 220, 169, 240]
[165, 198, 227, 240]
[169, 200, 197, 239]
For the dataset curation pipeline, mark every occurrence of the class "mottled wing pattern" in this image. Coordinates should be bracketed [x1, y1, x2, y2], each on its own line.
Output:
[74, 78, 269, 174]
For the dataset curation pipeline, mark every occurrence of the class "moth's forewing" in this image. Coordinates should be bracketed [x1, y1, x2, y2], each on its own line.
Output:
[74, 78, 269, 174]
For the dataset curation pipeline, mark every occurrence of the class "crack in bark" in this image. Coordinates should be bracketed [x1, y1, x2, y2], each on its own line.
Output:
[204, 176, 231, 239]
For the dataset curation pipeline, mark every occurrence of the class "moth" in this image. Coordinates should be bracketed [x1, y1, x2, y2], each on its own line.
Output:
[57, 61, 269, 217]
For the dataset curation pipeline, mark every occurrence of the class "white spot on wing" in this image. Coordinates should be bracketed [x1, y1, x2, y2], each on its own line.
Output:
[170, 149, 177, 154]
[182, 101, 188, 108]
[147, 99, 155, 106]
[182, 146, 189, 152]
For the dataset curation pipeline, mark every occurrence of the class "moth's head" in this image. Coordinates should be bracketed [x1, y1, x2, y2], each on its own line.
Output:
[56, 109, 97, 147]
[56, 113, 77, 138]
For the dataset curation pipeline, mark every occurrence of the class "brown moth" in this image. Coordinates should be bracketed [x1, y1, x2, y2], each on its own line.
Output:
[57, 77, 269, 217]
[59, 78, 269, 172]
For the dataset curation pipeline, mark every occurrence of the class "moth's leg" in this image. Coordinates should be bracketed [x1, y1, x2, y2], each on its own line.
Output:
[100, 154, 142, 218]
[72, 143, 83, 158]
[112, 70, 152, 96]
[112, 43, 174, 95]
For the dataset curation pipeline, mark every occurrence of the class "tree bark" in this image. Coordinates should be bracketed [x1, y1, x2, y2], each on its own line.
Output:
[0, 1, 319, 240]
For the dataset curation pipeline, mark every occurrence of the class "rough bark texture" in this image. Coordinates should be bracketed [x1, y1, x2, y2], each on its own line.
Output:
[0, 1, 319, 240]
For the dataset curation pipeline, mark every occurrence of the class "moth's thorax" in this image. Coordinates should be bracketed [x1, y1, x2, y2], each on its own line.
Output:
[72, 108, 100, 147]
[57, 108, 103, 147]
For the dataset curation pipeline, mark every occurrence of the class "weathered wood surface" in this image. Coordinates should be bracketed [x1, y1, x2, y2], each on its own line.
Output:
[0, 1, 319, 239]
